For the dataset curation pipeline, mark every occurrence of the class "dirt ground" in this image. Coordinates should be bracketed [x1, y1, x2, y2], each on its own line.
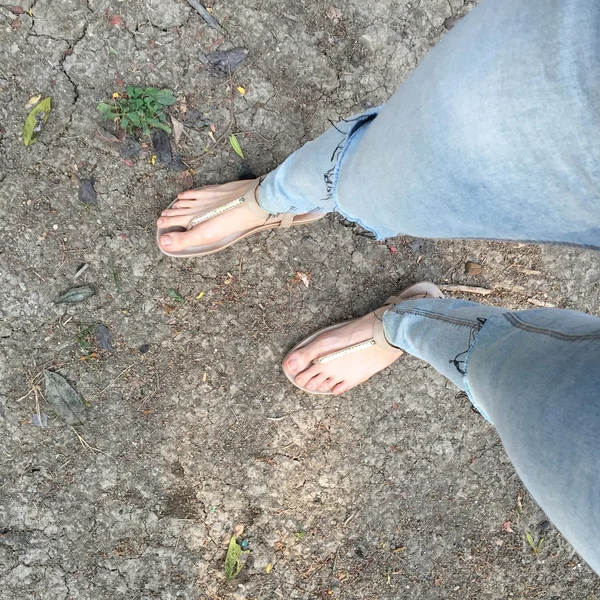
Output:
[1, 0, 600, 599]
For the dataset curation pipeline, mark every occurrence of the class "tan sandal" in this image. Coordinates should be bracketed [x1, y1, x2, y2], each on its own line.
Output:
[156, 177, 326, 258]
[282, 282, 444, 395]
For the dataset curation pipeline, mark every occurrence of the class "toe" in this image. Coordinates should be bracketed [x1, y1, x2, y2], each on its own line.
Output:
[285, 349, 312, 376]
[159, 230, 196, 251]
[318, 378, 336, 393]
[294, 364, 322, 388]
[304, 372, 328, 391]
[157, 214, 193, 229]
[332, 381, 350, 396]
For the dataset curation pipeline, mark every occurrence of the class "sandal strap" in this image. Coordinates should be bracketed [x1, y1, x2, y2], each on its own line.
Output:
[188, 196, 245, 228]
[311, 291, 438, 365]
[187, 177, 296, 230]
[313, 339, 377, 365]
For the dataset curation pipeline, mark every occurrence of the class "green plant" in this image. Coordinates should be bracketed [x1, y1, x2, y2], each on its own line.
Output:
[526, 531, 544, 554]
[97, 86, 176, 136]
[76, 325, 96, 360]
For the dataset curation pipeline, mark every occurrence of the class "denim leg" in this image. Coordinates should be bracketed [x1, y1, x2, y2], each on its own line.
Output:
[259, 109, 379, 215]
[384, 299, 600, 574]
[383, 298, 509, 422]
[260, 0, 600, 247]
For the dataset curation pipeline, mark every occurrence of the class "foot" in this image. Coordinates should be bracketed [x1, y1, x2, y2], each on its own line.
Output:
[283, 311, 403, 395]
[157, 179, 270, 253]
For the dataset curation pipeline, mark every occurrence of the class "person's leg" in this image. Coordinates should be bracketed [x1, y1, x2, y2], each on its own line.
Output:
[260, 0, 600, 246]
[382, 299, 600, 574]
[158, 0, 600, 250]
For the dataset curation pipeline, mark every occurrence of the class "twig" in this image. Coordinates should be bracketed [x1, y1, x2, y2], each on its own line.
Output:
[70, 426, 115, 461]
[73, 263, 89, 280]
[527, 298, 556, 308]
[438, 284, 493, 296]
[344, 512, 356, 526]
[98, 365, 133, 396]
[33, 385, 44, 428]
[185, 0, 224, 32]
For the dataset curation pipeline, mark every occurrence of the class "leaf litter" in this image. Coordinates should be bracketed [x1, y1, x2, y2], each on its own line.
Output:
[95, 324, 114, 353]
[23, 97, 52, 146]
[54, 285, 95, 304]
[78, 178, 98, 205]
[198, 47, 248, 76]
[224, 525, 249, 581]
[229, 134, 244, 158]
[44, 370, 87, 426]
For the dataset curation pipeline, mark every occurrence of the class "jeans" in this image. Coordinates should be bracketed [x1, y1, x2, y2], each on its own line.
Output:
[382, 300, 600, 575]
[260, 0, 600, 246]
[258, 0, 600, 576]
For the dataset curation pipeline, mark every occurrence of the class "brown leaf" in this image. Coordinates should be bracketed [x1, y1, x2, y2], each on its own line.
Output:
[11, 18, 22, 30]
[327, 6, 342, 20]
[10, 5, 25, 15]
[233, 524, 244, 538]
[294, 271, 312, 288]
[465, 261, 483, 275]
[96, 127, 121, 143]
[171, 116, 184, 146]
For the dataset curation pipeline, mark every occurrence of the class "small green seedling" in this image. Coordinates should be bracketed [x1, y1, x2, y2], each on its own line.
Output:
[97, 87, 176, 136]
[526, 531, 544, 554]
[168, 289, 186, 304]
[295, 530, 305, 540]
[76, 325, 96, 359]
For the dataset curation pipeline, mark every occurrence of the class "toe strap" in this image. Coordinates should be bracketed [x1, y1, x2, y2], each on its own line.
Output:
[313, 339, 377, 365]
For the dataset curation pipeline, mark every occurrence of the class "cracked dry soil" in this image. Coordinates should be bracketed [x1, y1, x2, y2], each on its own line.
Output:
[1, 1, 600, 599]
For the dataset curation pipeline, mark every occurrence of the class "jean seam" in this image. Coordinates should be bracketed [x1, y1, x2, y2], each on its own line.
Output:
[463, 317, 494, 424]
[390, 307, 483, 329]
[330, 108, 382, 238]
[504, 312, 600, 340]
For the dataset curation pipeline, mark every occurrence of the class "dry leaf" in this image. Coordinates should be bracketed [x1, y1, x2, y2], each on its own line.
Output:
[237, 86, 246, 95]
[171, 116, 184, 145]
[465, 261, 483, 275]
[233, 524, 244, 537]
[327, 6, 342, 20]
[265, 563, 273, 574]
[208, 130, 216, 143]
[294, 271, 312, 288]
[151, 155, 157, 166]
[26, 94, 41, 107]
[44, 370, 87, 425]
[210, 123, 216, 133]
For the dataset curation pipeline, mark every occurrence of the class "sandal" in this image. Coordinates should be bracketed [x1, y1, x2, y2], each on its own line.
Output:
[156, 177, 326, 258]
[283, 282, 444, 394]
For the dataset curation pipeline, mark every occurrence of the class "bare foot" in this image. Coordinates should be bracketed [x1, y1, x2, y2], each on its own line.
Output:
[283, 311, 403, 395]
[157, 180, 270, 253]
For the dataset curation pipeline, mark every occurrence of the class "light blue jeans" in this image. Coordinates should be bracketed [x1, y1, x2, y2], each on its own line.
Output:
[259, 0, 600, 576]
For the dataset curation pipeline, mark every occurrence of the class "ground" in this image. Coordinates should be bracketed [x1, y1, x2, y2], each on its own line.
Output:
[1, 0, 599, 599]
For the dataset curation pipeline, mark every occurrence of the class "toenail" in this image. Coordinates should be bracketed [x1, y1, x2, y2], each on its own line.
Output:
[287, 359, 297, 371]
[162, 211, 168, 216]
[161, 235, 172, 246]
[157, 219, 164, 225]
[296, 378, 304, 386]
